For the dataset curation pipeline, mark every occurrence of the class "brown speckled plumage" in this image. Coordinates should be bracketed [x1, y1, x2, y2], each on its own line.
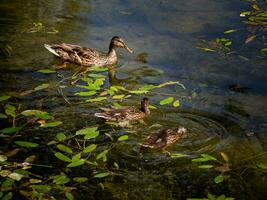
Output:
[94, 98, 150, 122]
[141, 127, 187, 149]
[44, 36, 133, 67]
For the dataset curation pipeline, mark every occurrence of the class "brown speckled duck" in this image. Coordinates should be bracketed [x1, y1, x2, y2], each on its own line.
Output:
[44, 36, 133, 67]
[94, 98, 150, 123]
[141, 127, 187, 149]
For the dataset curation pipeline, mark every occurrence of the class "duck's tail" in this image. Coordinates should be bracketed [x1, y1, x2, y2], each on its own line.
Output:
[44, 44, 60, 57]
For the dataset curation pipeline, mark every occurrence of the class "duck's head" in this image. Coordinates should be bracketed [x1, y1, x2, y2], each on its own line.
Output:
[140, 97, 150, 114]
[109, 36, 133, 54]
[175, 127, 187, 137]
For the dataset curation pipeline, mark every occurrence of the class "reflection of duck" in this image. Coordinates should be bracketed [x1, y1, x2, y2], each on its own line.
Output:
[141, 127, 187, 149]
[94, 98, 150, 122]
[44, 36, 133, 67]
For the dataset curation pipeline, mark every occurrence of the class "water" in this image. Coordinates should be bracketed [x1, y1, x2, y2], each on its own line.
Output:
[0, 0, 267, 199]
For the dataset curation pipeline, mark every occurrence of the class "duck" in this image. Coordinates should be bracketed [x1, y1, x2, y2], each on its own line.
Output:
[44, 36, 133, 67]
[94, 97, 150, 123]
[141, 127, 187, 149]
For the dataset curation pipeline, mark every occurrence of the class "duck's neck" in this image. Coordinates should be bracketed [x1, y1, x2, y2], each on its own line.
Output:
[107, 47, 117, 64]
[140, 104, 150, 115]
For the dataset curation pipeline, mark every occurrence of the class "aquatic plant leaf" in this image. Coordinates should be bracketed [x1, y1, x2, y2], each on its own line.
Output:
[67, 159, 85, 168]
[86, 97, 107, 102]
[89, 66, 108, 72]
[15, 141, 39, 148]
[220, 152, 229, 162]
[83, 144, 97, 153]
[0, 95, 10, 102]
[160, 97, 174, 105]
[51, 174, 70, 185]
[88, 73, 106, 78]
[245, 35, 256, 44]
[73, 177, 88, 183]
[8, 172, 24, 181]
[30, 185, 51, 193]
[198, 165, 214, 169]
[54, 152, 71, 162]
[34, 83, 49, 91]
[65, 192, 74, 200]
[29, 179, 42, 184]
[1, 127, 22, 134]
[173, 100, 180, 107]
[112, 94, 125, 99]
[75, 91, 96, 96]
[2, 192, 12, 200]
[37, 69, 56, 74]
[0, 113, 7, 118]
[5, 105, 16, 118]
[261, 48, 267, 52]
[257, 163, 267, 169]
[197, 47, 216, 52]
[21, 110, 52, 120]
[96, 150, 109, 161]
[57, 144, 73, 154]
[93, 172, 110, 178]
[214, 174, 224, 184]
[0, 155, 7, 162]
[224, 41, 232, 46]
[41, 121, 62, 128]
[128, 90, 149, 94]
[56, 133, 67, 141]
[207, 193, 216, 200]
[118, 135, 129, 141]
[201, 154, 217, 161]
[216, 195, 226, 200]
[76, 127, 99, 139]
[170, 153, 188, 158]
[224, 29, 236, 34]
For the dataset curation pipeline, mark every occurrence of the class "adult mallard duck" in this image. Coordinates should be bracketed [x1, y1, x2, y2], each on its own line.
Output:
[44, 36, 133, 67]
[94, 97, 150, 123]
[141, 127, 187, 149]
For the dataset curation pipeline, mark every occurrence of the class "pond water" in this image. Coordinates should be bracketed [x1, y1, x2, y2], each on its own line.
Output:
[0, 0, 267, 199]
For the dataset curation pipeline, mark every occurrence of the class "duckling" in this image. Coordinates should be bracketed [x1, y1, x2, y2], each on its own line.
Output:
[44, 36, 133, 67]
[141, 127, 187, 149]
[94, 98, 150, 123]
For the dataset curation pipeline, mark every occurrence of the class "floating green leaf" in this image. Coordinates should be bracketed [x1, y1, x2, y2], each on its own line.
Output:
[257, 163, 267, 169]
[160, 97, 174, 105]
[2, 192, 12, 200]
[261, 48, 267, 52]
[173, 100, 180, 107]
[118, 135, 129, 141]
[96, 150, 108, 161]
[34, 83, 49, 91]
[65, 192, 74, 200]
[41, 121, 62, 128]
[51, 174, 70, 185]
[170, 153, 188, 158]
[93, 172, 110, 178]
[5, 105, 16, 118]
[54, 152, 71, 162]
[128, 90, 149, 94]
[83, 144, 97, 153]
[201, 154, 217, 161]
[8, 172, 24, 181]
[37, 69, 56, 74]
[57, 144, 72, 154]
[224, 29, 237, 34]
[112, 94, 125, 100]
[88, 73, 106, 78]
[73, 177, 88, 183]
[67, 159, 85, 168]
[15, 141, 39, 148]
[30, 185, 51, 193]
[1, 127, 22, 134]
[86, 97, 107, 102]
[56, 133, 67, 141]
[89, 66, 108, 72]
[214, 174, 224, 184]
[0, 155, 7, 162]
[75, 91, 97, 96]
[0, 113, 7, 118]
[0, 95, 11, 102]
[198, 165, 214, 169]
[76, 127, 99, 139]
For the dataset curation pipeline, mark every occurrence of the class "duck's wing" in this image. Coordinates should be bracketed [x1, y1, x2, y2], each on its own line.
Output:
[94, 107, 133, 122]
[141, 130, 167, 148]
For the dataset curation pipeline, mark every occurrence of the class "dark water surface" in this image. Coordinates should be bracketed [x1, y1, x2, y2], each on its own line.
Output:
[0, 0, 267, 199]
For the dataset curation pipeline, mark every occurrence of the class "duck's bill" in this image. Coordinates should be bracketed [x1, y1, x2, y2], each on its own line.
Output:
[124, 45, 133, 53]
